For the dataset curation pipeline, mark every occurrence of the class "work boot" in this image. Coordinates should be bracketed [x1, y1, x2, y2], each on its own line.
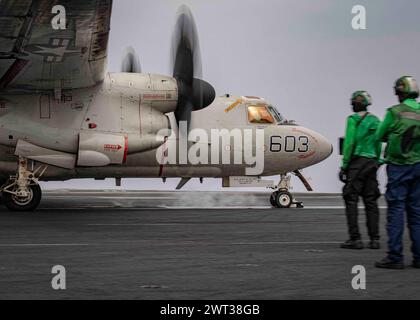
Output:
[367, 240, 381, 250]
[375, 258, 404, 270]
[340, 239, 364, 250]
[412, 261, 420, 269]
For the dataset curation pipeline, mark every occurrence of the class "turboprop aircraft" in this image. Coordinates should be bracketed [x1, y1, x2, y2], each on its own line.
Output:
[0, 0, 332, 211]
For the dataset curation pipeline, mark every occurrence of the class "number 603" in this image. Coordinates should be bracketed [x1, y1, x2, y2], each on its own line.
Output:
[270, 136, 309, 153]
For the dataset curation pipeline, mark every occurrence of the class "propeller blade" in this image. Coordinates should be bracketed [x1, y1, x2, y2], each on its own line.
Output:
[174, 95, 194, 126]
[121, 47, 142, 73]
[171, 5, 202, 81]
[170, 5, 215, 130]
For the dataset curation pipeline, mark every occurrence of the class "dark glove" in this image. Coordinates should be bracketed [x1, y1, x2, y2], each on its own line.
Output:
[339, 168, 348, 183]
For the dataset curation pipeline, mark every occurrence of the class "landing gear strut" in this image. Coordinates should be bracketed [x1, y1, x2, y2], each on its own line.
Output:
[270, 173, 304, 209]
[1, 157, 47, 212]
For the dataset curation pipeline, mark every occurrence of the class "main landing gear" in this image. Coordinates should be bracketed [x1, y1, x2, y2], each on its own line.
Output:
[270, 172, 309, 209]
[1, 157, 47, 211]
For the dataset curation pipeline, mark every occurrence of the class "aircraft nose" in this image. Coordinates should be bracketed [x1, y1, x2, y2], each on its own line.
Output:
[317, 134, 333, 161]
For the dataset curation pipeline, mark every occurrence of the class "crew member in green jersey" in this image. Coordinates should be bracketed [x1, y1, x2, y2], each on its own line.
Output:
[340, 91, 382, 250]
[375, 76, 420, 270]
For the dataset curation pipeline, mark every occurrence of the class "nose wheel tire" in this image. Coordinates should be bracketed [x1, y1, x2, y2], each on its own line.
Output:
[271, 190, 293, 209]
[2, 183, 42, 212]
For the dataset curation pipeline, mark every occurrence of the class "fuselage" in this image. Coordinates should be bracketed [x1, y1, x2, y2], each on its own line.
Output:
[0, 72, 332, 181]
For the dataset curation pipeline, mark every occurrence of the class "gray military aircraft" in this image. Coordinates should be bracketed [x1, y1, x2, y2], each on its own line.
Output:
[0, 0, 332, 211]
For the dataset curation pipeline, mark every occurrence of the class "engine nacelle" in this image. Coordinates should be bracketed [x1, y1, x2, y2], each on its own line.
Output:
[107, 73, 179, 114]
[76, 73, 176, 167]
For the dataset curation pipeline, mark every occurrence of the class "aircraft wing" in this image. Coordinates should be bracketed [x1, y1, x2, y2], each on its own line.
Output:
[0, 0, 112, 92]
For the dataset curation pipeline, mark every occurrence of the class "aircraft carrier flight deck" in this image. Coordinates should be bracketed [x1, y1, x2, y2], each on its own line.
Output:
[0, 191, 418, 300]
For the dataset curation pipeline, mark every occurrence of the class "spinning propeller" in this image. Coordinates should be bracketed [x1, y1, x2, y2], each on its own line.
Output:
[170, 5, 216, 129]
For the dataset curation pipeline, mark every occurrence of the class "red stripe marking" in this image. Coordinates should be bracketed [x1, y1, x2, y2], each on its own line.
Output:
[123, 135, 128, 164]
[159, 136, 168, 177]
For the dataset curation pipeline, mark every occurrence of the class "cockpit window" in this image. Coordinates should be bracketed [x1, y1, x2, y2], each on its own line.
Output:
[267, 105, 285, 123]
[248, 105, 275, 124]
[247, 104, 285, 124]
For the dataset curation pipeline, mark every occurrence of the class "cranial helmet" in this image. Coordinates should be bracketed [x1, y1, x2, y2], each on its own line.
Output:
[394, 76, 420, 99]
[351, 91, 372, 108]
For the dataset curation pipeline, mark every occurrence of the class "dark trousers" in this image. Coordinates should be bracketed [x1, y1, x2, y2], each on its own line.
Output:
[343, 157, 380, 241]
[386, 163, 420, 263]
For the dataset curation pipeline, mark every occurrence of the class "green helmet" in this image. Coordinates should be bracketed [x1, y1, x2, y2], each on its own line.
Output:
[394, 76, 419, 99]
[351, 91, 372, 108]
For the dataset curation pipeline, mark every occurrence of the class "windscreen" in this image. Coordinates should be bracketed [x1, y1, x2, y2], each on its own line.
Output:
[248, 104, 285, 124]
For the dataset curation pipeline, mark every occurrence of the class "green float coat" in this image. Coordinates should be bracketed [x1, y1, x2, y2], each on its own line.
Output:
[342, 113, 381, 169]
[376, 99, 420, 165]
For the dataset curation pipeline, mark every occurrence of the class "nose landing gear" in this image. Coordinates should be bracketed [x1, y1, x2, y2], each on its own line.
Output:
[1, 157, 47, 212]
[270, 173, 305, 209]
[270, 190, 295, 208]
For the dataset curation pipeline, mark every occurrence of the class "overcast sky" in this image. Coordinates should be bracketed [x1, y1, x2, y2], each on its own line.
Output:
[43, 0, 420, 192]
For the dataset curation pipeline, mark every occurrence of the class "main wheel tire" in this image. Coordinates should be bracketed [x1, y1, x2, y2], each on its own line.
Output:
[2, 183, 42, 212]
[274, 191, 293, 208]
